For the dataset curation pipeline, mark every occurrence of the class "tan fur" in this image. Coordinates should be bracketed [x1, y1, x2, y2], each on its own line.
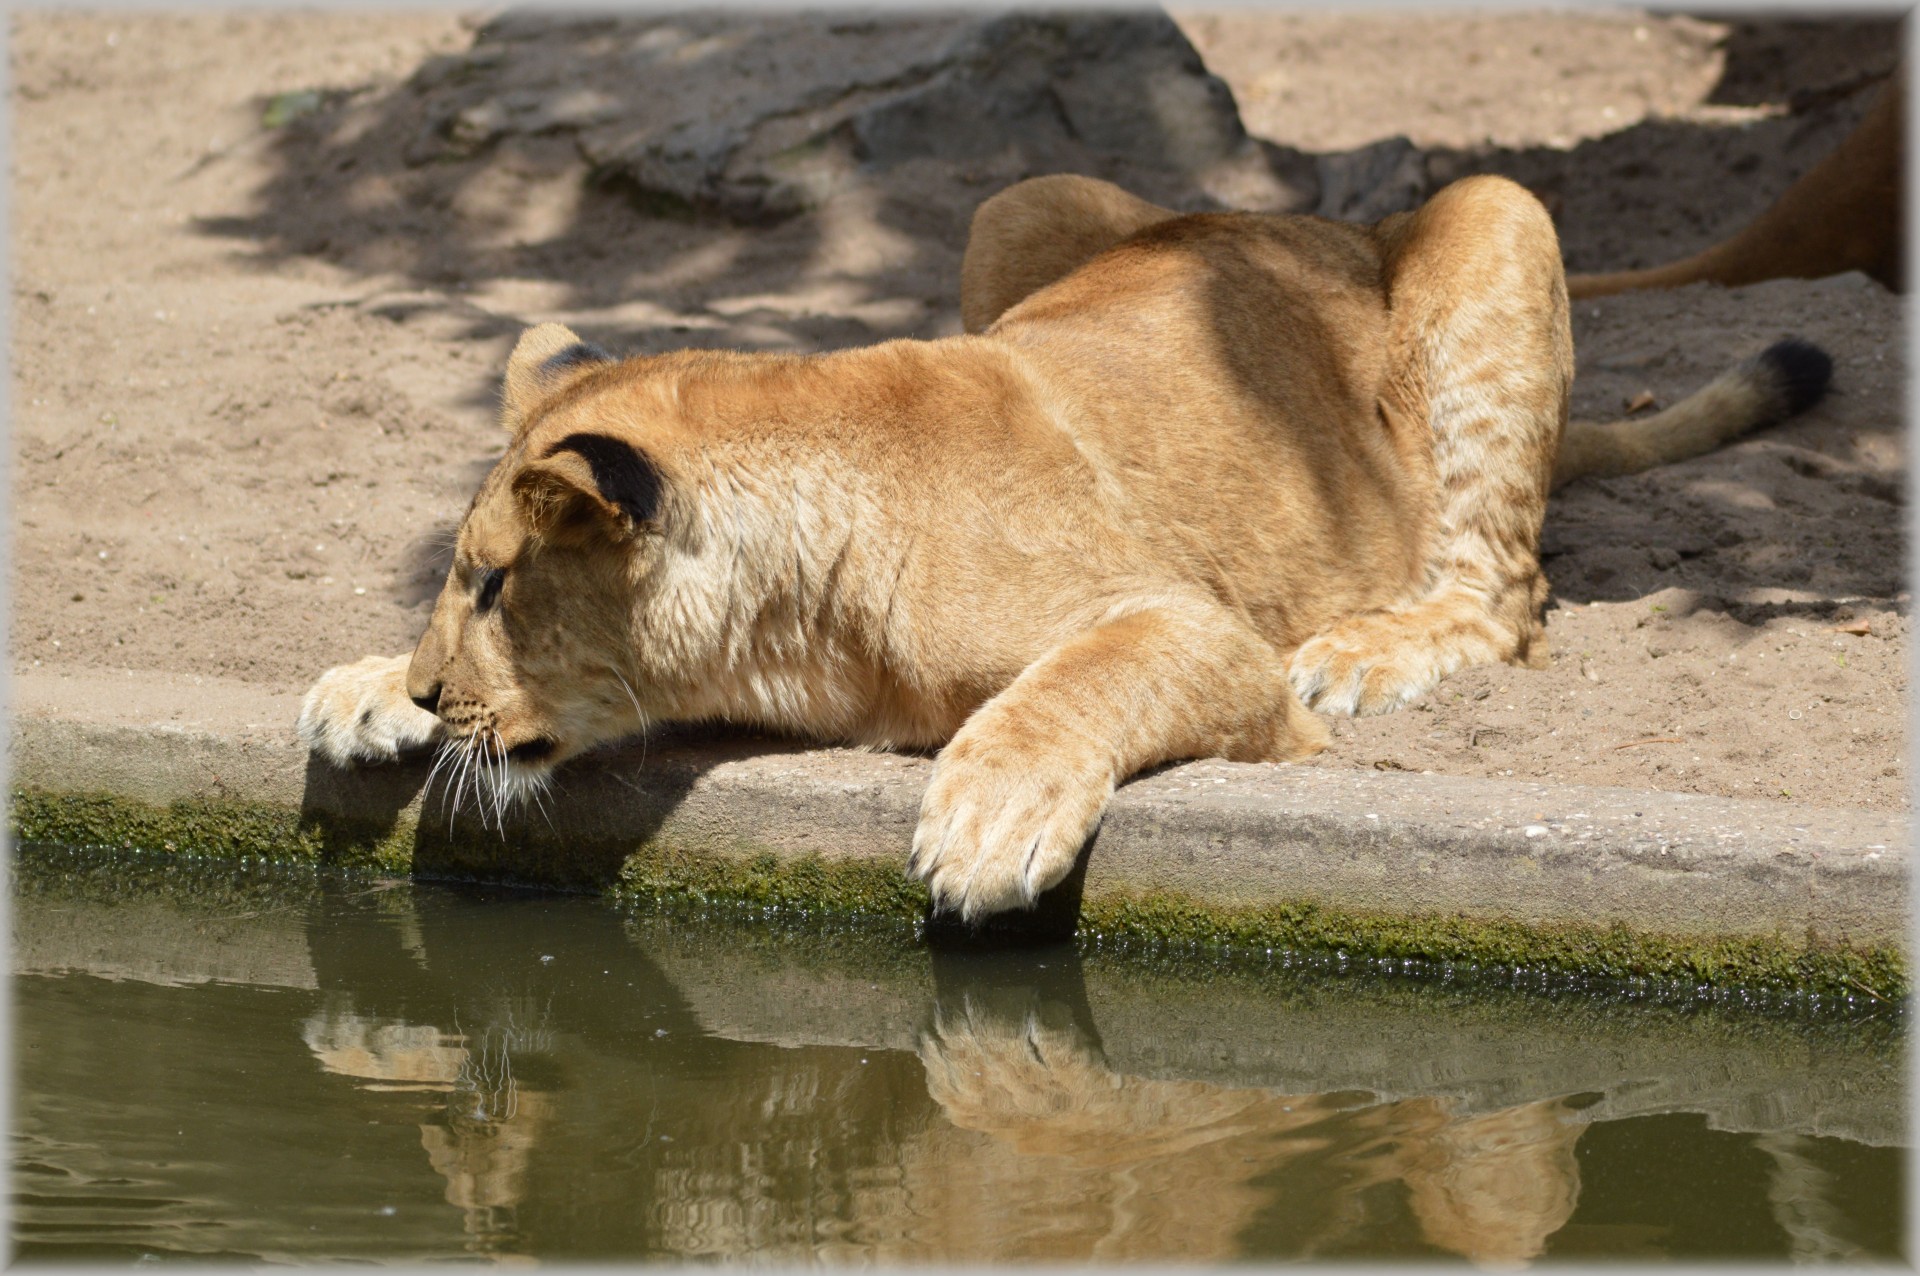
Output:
[300, 173, 1817, 919]
[1554, 358, 1781, 488]
[1566, 67, 1903, 299]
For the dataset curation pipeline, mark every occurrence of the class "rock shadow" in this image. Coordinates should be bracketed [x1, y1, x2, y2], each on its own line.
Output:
[192, 9, 1319, 370]
[1706, 13, 1903, 109]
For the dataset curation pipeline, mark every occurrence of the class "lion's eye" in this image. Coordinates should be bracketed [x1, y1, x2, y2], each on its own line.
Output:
[475, 567, 504, 613]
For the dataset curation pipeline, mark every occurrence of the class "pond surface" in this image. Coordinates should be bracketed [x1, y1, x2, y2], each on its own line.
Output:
[12, 846, 1906, 1264]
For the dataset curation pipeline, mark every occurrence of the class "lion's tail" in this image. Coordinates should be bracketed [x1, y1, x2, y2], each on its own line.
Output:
[1551, 338, 1833, 492]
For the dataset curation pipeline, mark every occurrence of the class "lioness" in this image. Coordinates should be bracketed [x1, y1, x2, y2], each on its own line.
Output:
[300, 174, 1831, 920]
[1567, 65, 1902, 299]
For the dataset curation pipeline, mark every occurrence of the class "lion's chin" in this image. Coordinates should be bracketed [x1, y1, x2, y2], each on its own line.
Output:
[425, 729, 565, 832]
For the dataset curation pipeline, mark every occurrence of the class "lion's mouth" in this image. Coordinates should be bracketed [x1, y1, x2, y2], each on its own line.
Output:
[438, 725, 561, 768]
[504, 736, 558, 765]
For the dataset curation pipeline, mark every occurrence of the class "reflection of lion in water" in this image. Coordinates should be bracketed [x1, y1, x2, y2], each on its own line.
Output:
[301, 172, 1829, 919]
[302, 1001, 555, 1251]
[304, 981, 1587, 1263]
[914, 990, 1585, 1265]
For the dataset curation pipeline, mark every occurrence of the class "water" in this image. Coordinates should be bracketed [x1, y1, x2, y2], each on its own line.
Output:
[12, 846, 1906, 1264]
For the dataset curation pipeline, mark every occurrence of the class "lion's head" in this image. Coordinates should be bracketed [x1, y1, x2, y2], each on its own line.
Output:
[406, 323, 718, 799]
[405, 322, 941, 817]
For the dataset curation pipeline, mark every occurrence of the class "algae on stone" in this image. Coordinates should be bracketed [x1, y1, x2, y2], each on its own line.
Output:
[9, 785, 1906, 1001]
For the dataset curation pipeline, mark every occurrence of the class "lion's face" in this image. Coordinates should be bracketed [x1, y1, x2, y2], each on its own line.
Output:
[403, 323, 692, 793]
[406, 487, 648, 775]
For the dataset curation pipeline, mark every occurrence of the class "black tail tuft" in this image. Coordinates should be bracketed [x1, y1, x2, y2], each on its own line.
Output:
[1754, 337, 1834, 418]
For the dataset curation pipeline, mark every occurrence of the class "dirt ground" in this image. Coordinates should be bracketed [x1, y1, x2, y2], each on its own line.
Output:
[10, 11, 1908, 811]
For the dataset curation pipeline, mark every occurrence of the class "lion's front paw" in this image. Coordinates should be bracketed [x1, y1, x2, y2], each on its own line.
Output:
[297, 654, 443, 766]
[907, 731, 1111, 921]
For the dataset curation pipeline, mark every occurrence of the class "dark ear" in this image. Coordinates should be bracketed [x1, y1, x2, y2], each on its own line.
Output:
[512, 432, 663, 542]
[500, 323, 615, 437]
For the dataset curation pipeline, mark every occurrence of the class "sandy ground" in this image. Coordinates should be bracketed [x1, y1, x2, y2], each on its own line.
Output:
[10, 11, 1908, 811]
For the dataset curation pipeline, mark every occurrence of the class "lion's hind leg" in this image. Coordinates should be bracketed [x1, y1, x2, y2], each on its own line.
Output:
[1290, 176, 1571, 717]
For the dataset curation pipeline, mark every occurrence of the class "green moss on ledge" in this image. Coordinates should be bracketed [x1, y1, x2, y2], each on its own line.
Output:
[10, 790, 416, 873]
[1074, 892, 1906, 1004]
[9, 786, 1905, 1001]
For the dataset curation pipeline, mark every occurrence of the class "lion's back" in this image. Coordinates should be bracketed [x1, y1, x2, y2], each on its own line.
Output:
[981, 211, 1426, 629]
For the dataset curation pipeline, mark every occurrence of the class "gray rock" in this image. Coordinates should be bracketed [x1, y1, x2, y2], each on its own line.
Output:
[1314, 135, 1430, 222]
[847, 12, 1245, 171]
[396, 9, 1338, 224]
[400, 11, 970, 217]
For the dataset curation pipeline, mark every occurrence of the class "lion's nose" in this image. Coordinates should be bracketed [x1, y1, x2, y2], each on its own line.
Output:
[410, 684, 442, 714]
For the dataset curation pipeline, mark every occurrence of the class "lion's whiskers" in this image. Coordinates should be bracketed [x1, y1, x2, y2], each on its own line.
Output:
[611, 667, 653, 771]
[423, 728, 550, 836]
[488, 727, 512, 836]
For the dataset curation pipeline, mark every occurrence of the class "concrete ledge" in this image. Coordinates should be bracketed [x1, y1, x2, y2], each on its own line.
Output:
[7, 670, 1909, 997]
